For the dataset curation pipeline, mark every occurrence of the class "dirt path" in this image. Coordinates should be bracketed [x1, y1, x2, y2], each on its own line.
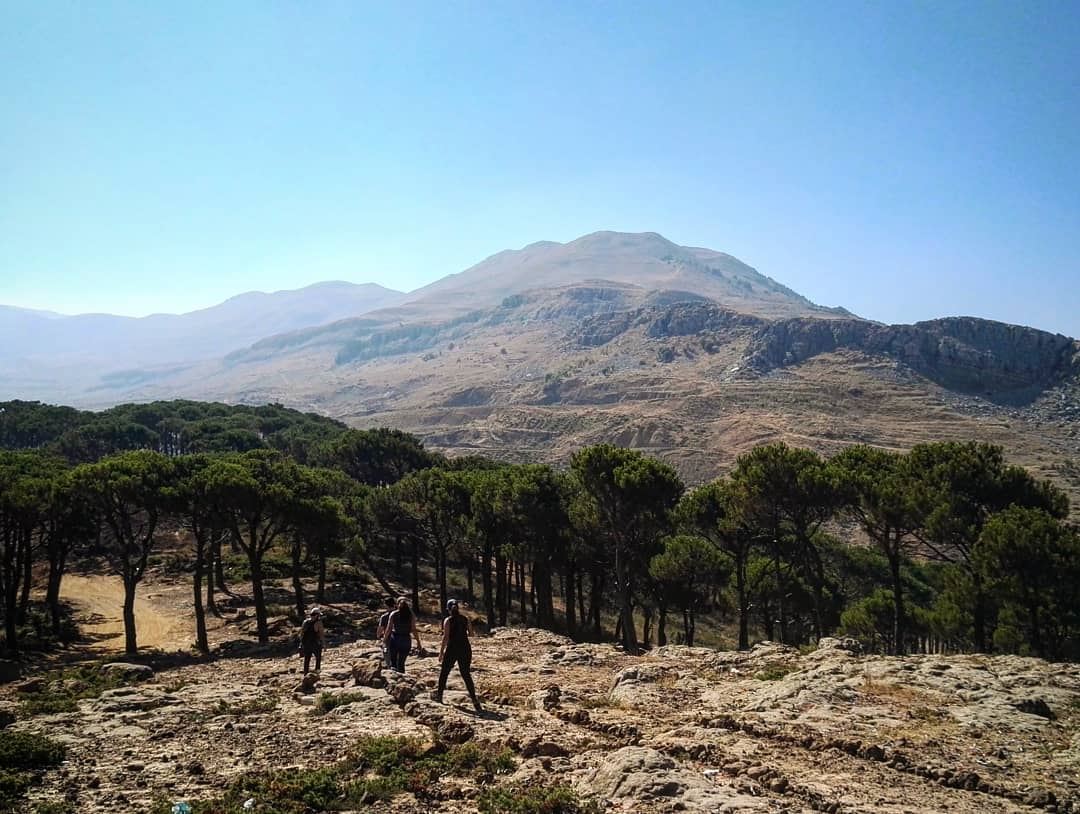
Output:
[60, 575, 192, 653]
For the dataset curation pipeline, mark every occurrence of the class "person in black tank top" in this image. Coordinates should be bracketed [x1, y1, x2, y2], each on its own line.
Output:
[434, 599, 481, 711]
[383, 597, 424, 673]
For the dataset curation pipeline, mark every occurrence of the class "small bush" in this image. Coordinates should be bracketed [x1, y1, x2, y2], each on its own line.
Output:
[0, 731, 66, 812]
[170, 736, 517, 811]
[478, 783, 601, 814]
[0, 603, 79, 654]
[209, 697, 278, 717]
[0, 731, 66, 769]
[34, 803, 70, 814]
[754, 662, 796, 681]
[313, 692, 366, 715]
[18, 663, 124, 716]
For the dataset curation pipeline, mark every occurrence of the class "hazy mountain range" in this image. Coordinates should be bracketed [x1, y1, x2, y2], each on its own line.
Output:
[3, 231, 1078, 505]
[0, 232, 848, 404]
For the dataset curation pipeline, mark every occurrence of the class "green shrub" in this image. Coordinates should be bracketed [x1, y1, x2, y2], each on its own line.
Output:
[754, 662, 795, 681]
[313, 692, 366, 715]
[168, 736, 517, 811]
[0, 731, 66, 812]
[17, 663, 123, 716]
[208, 697, 278, 717]
[0, 731, 66, 769]
[478, 783, 601, 814]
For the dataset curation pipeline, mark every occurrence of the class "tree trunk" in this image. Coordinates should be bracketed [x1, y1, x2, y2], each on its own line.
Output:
[642, 605, 653, 648]
[17, 531, 32, 624]
[888, 545, 905, 656]
[495, 552, 508, 627]
[206, 537, 220, 617]
[657, 602, 667, 646]
[316, 544, 327, 603]
[193, 540, 209, 655]
[291, 541, 305, 619]
[437, 546, 448, 616]
[517, 561, 527, 623]
[615, 541, 638, 652]
[360, 548, 397, 599]
[577, 571, 587, 633]
[774, 553, 787, 645]
[466, 559, 474, 603]
[736, 551, 749, 650]
[563, 560, 576, 636]
[250, 554, 269, 644]
[482, 550, 495, 630]
[410, 537, 420, 614]
[214, 535, 230, 596]
[971, 571, 988, 652]
[2, 532, 18, 657]
[123, 578, 138, 654]
[588, 572, 604, 639]
[46, 543, 68, 638]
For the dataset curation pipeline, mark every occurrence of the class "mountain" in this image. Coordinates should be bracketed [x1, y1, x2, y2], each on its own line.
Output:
[0, 281, 406, 402]
[4, 231, 1078, 507]
[393, 230, 851, 322]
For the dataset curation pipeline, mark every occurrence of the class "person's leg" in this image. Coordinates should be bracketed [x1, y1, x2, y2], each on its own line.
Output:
[392, 640, 408, 672]
[435, 655, 454, 700]
[303, 649, 311, 674]
[314, 646, 322, 672]
[459, 651, 481, 711]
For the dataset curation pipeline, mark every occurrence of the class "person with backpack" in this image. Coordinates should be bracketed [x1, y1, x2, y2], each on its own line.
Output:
[375, 596, 396, 667]
[433, 599, 482, 712]
[383, 596, 424, 673]
[299, 606, 325, 674]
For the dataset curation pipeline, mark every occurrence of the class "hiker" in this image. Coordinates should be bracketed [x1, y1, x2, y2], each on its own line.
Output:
[375, 596, 396, 667]
[383, 596, 424, 673]
[299, 606, 325, 674]
[434, 599, 482, 712]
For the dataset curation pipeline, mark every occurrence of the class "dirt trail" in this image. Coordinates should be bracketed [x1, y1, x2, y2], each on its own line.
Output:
[60, 575, 191, 653]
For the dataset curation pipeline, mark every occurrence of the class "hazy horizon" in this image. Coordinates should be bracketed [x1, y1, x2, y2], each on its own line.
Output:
[3, 3, 1078, 335]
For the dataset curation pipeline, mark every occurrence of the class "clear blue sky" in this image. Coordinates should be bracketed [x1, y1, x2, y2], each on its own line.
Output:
[2, 1, 1078, 335]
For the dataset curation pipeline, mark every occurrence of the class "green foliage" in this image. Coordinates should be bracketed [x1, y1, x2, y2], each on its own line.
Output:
[18, 663, 125, 716]
[477, 783, 602, 813]
[0, 731, 66, 812]
[169, 736, 516, 812]
[209, 697, 279, 717]
[754, 662, 796, 681]
[315, 427, 437, 486]
[312, 691, 367, 715]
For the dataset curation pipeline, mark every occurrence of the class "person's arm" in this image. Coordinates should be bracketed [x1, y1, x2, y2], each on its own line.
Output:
[440, 618, 451, 660]
[412, 618, 424, 653]
[382, 612, 394, 647]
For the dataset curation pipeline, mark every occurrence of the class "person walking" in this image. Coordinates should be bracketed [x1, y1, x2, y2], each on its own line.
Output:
[375, 596, 395, 667]
[434, 599, 482, 712]
[299, 606, 325, 674]
[383, 596, 424, 673]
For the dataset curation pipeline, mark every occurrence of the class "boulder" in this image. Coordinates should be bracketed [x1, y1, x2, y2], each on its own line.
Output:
[351, 660, 386, 689]
[383, 672, 421, 706]
[100, 663, 154, 682]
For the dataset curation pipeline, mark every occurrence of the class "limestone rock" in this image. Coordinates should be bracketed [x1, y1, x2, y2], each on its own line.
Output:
[351, 660, 386, 689]
[100, 663, 154, 682]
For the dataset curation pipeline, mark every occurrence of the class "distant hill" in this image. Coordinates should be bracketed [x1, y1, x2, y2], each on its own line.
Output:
[0, 281, 405, 402]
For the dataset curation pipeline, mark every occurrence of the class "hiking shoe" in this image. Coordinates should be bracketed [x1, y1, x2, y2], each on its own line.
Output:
[432, 692, 443, 703]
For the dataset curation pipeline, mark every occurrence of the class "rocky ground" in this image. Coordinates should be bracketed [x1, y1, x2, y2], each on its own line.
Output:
[6, 582, 1080, 814]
